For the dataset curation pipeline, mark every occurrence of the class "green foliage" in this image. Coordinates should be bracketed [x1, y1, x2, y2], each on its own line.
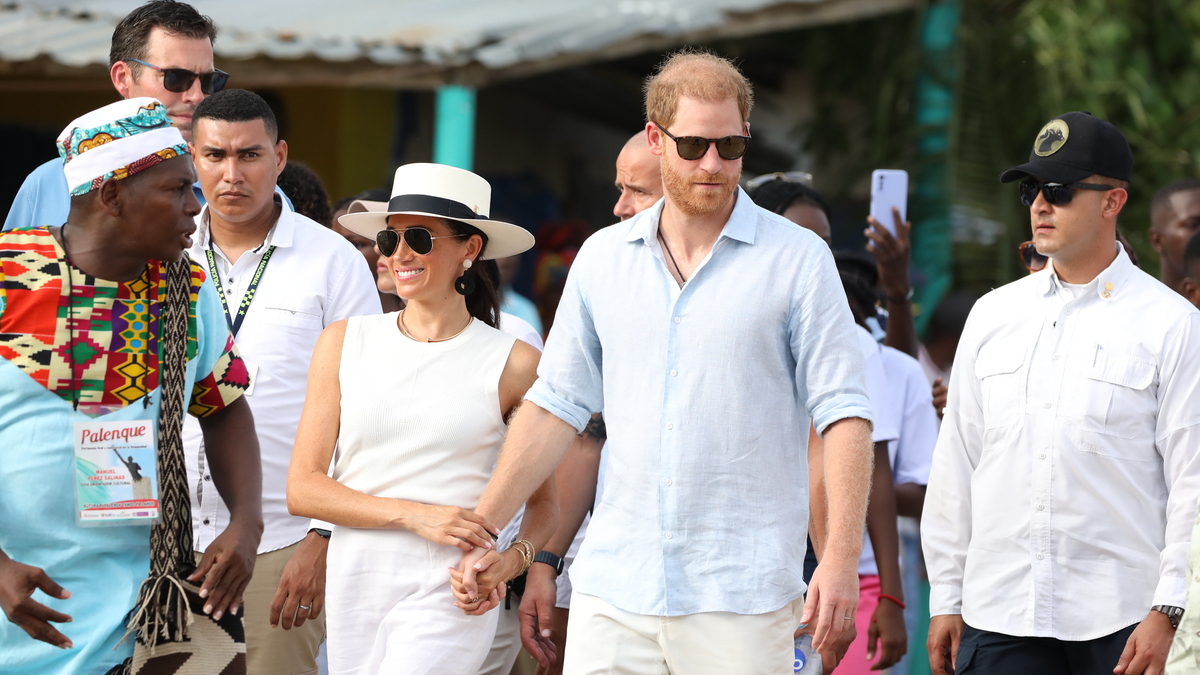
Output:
[966, 0, 1200, 281]
[791, 12, 922, 197]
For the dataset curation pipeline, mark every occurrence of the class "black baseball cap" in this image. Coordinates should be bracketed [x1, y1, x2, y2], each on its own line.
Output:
[1000, 111, 1133, 184]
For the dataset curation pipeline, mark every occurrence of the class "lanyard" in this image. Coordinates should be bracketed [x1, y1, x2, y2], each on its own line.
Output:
[206, 240, 275, 338]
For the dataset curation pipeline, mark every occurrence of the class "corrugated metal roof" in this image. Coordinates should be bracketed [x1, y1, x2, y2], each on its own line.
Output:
[0, 0, 906, 75]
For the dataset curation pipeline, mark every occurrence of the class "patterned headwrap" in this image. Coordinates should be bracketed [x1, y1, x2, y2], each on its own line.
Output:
[57, 97, 189, 196]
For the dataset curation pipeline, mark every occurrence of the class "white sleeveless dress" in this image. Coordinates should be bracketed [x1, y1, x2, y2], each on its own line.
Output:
[325, 313, 516, 675]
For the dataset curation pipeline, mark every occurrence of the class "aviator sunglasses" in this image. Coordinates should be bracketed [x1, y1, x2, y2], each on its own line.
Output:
[376, 227, 469, 257]
[1019, 179, 1114, 207]
[125, 59, 230, 95]
[654, 122, 751, 161]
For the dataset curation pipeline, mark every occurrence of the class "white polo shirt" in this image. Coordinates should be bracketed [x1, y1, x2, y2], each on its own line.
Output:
[184, 195, 382, 554]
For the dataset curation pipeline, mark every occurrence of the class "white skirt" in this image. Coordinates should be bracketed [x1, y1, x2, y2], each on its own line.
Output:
[326, 527, 499, 675]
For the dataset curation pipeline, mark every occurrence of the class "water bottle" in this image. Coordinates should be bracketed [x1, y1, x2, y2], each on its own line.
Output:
[794, 633, 823, 674]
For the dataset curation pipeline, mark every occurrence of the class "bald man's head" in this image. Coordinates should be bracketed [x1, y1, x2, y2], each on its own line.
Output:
[614, 132, 663, 221]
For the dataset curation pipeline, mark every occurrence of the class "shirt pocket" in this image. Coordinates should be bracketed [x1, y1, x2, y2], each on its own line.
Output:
[1070, 346, 1156, 443]
[974, 343, 1025, 430]
[260, 306, 323, 333]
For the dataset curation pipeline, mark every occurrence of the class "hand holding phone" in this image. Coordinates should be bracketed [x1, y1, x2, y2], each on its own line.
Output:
[869, 170, 908, 237]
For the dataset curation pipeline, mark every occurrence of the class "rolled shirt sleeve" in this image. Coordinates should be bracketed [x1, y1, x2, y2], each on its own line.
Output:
[524, 238, 604, 433]
[790, 246, 873, 436]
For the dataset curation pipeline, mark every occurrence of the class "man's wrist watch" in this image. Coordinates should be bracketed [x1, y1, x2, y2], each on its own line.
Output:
[309, 528, 331, 539]
[532, 550, 565, 576]
[1152, 605, 1184, 629]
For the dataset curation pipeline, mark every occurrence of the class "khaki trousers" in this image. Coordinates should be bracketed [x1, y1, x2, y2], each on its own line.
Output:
[563, 592, 804, 675]
[195, 541, 325, 675]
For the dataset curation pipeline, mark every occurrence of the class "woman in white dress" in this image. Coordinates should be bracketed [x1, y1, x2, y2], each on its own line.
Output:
[288, 163, 558, 675]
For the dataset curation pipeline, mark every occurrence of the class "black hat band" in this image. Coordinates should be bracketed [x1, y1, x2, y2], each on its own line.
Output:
[388, 194, 482, 221]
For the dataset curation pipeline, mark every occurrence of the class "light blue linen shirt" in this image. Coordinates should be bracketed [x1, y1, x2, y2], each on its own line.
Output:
[3, 158, 291, 231]
[525, 188, 873, 616]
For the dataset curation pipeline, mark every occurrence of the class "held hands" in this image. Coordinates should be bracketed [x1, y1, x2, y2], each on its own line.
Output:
[403, 502, 498, 552]
[0, 555, 73, 649]
[867, 596, 908, 671]
[449, 546, 512, 615]
[1113, 610, 1174, 675]
[865, 206, 912, 300]
[520, 563, 559, 669]
[187, 518, 260, 621]
[269, 530, 328, 630]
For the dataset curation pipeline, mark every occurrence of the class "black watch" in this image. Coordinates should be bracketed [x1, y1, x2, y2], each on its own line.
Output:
[532, 550, 565, 576]
[1152, 605, 1184, 629]
[309, 528, 331, 539]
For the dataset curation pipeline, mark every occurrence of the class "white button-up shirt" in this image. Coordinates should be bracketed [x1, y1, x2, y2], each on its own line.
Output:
[525, 190, 874, 616]
[922, 246, 1200, 640]
[184, 196, 382, 554]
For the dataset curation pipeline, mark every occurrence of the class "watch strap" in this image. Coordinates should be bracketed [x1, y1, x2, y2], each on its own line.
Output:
[309, 528, 332, 539]
[1152, 604, 1184, 629]
[533, 550, 565, 575]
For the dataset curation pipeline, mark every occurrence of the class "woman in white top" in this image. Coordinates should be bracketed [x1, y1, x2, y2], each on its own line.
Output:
[288, 164, 557, 675]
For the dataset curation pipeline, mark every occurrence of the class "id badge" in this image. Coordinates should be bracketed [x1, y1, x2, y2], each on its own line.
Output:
[74, 420, 159, 526]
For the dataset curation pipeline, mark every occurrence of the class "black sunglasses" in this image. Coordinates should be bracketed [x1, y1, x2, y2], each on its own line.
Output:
[126, 59, 229, 95]
[654, 122, 750, 161]
[1019, 180, 1114, 207]
[376, 227, 469, 256]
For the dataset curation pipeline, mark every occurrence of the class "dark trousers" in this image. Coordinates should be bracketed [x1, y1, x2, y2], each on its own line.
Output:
[955, 623, 1138, 675]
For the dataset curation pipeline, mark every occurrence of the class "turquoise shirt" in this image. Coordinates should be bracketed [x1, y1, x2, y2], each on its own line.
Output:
[0, 236, 241, 674]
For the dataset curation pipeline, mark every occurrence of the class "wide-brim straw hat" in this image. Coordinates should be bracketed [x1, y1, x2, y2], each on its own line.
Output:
[339, 163, 535, 260]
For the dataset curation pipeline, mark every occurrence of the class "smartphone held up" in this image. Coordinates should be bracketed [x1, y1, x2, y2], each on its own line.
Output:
[869, 169, 908, 236]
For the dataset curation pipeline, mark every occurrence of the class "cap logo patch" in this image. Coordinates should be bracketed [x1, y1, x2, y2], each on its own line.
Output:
[1034, 119, 1070, 157]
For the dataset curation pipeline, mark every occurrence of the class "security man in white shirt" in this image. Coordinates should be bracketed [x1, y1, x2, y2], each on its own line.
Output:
[923, 112, 1200, 675]
[182, 89, 382, 674]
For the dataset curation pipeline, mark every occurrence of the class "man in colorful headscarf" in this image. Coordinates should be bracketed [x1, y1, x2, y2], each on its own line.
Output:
[0, 97, 262, 675]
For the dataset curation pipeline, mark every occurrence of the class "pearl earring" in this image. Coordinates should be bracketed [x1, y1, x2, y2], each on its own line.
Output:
[463, 259, 473, 270]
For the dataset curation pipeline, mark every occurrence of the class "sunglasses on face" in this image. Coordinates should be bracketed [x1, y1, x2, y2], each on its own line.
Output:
[126, 59, 230, 95]
[1018, 179, 1114, 207]
[1019, 241, 1048, 272]
[376, 227, 468, 257]
[654, 122, 750, 161]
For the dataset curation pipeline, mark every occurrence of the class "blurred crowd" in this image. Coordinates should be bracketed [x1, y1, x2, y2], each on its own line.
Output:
[2, 3, 1200, 675]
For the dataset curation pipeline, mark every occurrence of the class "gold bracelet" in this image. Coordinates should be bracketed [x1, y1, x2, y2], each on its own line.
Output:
[505, 540, 529, 577]
[510, 539, 535, 575]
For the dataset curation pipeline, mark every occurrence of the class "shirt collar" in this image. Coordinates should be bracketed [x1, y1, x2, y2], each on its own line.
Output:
[1040, 241, 1133, 302]
[623, 186, 758, 246]
[196, 188, 295, 250]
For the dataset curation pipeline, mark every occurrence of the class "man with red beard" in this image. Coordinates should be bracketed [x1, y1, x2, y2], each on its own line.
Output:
[6, 1, 227, 232]
[462, 51, 875, 673]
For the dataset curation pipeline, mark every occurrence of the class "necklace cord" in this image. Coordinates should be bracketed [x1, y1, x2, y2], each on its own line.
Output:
[657, 227, 687, 283]
[397, 309, 473, 343]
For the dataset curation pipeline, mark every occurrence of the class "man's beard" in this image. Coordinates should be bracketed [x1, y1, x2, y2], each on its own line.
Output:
[661, 156, 740, 216]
